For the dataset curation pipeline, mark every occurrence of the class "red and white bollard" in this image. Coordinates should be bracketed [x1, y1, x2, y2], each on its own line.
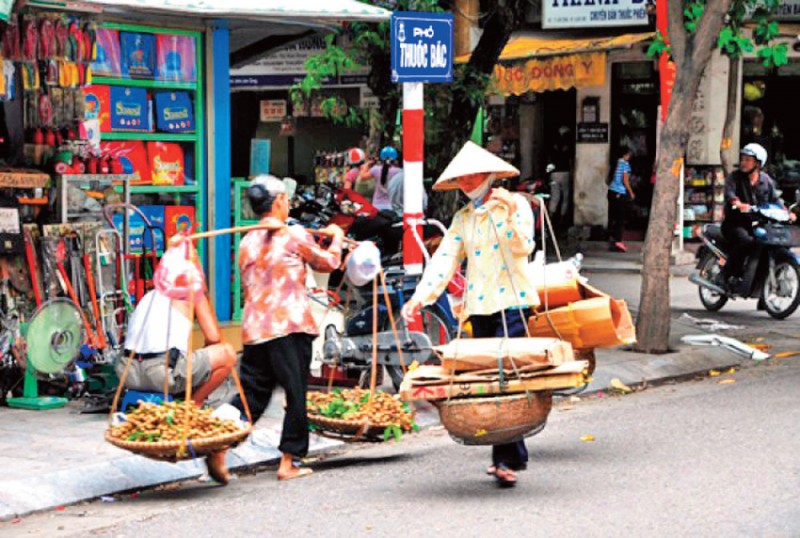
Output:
[402, 82, 425, 276]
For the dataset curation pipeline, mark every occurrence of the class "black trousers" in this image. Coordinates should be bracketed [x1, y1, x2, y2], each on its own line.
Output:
[230, 333, 314, 458]
[469, 308, 531, 471]
[607, 191, 628, 243]
[721, 222, 755, 282]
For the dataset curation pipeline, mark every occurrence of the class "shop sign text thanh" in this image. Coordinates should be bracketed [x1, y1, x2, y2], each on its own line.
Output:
[543, 0, 648, 29]
[390, 12, 453, 83]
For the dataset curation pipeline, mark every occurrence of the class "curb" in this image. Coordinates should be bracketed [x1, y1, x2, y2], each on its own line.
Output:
[0, 344, 744, 521]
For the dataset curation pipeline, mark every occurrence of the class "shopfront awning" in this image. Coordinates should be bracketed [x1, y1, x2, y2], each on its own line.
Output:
[456, 32, 654, 63]
[457, 31, 653, 95]
[20, 0, 390, 24]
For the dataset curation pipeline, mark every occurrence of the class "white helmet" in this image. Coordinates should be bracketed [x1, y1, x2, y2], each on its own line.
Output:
[740, 143, 768, 168]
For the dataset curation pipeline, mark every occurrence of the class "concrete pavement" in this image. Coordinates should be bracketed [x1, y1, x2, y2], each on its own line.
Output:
[0, 254, 771, 521]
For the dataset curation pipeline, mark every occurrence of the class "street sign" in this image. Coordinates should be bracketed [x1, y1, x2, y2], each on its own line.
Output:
[390, 12, 453, 84]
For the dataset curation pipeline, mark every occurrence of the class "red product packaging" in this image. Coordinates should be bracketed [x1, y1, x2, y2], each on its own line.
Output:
[101, 141, 151, 183]
[147, 141, 185, 185]
[84, 85, 111, 133]
[164, 205, 196, 240]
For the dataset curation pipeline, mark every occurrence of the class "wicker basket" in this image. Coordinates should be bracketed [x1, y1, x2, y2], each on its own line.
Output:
[105, 426, 253, 463]
[435, 392, 552, 446]
[308, 414, 398, 442]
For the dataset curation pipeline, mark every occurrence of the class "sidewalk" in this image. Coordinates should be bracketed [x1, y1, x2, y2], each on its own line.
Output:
[0, 312, 745, 521]
[573, 241, 699, 276]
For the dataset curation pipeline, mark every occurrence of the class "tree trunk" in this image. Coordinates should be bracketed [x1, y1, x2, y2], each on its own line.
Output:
[636, 0, 732, 353]
[720, 56, 740, 175]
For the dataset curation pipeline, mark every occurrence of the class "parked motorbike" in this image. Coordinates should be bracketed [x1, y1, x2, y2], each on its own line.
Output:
[321, 263, 459, 390]
[690, 204, 800, 319]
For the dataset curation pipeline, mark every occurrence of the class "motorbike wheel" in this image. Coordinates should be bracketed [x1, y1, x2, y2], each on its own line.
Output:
[761, 258, 800, 319]
[384, 307, 454, 391]
[697, 253, 729, 311]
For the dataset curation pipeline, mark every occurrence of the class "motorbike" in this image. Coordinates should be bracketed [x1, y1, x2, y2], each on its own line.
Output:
[320, 262, 459, 390]
[690, 204, 800, 319]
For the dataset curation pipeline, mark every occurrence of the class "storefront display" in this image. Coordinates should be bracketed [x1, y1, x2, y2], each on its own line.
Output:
[683, 165, 725, 239]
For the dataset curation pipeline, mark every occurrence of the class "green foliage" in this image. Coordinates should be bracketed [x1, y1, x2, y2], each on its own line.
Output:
[647, 0, 786, 68]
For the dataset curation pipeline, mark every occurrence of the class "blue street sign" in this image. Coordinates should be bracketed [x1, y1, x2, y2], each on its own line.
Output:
[390, 12, 453, 83]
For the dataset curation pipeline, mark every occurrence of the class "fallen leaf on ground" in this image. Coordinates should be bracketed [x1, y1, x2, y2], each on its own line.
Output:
[610, 378, 632, 393]
[774, 351, 800, 359]
[746, 342, 771, 352]
[717, 379, 736, 385]
[558, 405, 576, 412]
[726, 367, 736, 374]
[580, 435, 595, 442]
[709, 370, 721, 377]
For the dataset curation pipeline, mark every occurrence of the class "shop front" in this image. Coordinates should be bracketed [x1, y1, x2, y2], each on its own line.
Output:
[0, 0, 389, 408]
[467, 32, 655, 236]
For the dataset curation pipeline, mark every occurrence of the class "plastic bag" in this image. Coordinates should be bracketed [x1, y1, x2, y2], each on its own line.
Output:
[345, 241, 381, 286]
[153, 239, 204, 302]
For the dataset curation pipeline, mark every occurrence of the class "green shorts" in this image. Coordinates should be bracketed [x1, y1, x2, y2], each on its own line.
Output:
[116, 348, 212, 394]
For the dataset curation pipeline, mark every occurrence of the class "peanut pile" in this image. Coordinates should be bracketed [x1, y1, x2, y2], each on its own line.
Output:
[108, 401, 242, 443]
[307, 388, 416, 432]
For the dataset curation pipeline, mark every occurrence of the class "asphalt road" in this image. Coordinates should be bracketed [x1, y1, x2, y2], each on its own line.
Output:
[6, 355, 799, 537]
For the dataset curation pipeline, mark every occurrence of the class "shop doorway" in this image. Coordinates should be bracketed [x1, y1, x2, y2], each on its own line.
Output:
[542, 89, 576, 232]
[611, 62, 658, 238]
[741, 62, 800, 205]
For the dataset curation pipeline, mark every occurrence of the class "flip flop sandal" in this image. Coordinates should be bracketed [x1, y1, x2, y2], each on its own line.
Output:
[277, 467, 313, 481]
[486, 465, 496, 475]
[494, 464, 517, 488]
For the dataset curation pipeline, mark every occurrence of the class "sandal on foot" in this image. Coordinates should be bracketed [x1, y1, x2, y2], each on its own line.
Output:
[486, 465, 496, 475]
[277, 467, 313, 481]
[494, 464, 517, 487]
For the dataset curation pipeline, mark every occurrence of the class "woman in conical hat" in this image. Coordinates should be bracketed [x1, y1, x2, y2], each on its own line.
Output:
[401, 141, 541, 487]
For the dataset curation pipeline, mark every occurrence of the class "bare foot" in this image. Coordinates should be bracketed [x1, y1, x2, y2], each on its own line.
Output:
[277, 467, 313, 481]
[206, 451, 230, 486]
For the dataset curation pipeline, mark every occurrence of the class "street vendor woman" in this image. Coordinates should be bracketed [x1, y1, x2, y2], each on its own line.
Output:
[402, 141, 540, 487]
[230, 174, 344, 481]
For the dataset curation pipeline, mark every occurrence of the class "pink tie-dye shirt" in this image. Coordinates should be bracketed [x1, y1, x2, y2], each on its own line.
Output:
[239, 224, 343, 344]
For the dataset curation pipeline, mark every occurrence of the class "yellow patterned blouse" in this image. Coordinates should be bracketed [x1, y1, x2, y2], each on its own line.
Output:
[410, 193, 539, 316]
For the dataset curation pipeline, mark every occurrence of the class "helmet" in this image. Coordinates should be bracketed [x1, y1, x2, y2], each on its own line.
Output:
[346, 148, 366, 167]
[740, 143, 768, 168]
[379, 146, 398, 161]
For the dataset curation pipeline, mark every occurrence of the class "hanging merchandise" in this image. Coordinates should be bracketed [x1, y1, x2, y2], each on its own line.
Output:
[120, 32, 156, 79]
[156, 34, 195, 82]
[22, 15, 39, 62]
[147, 141, 185, 185]
[3, 17, 20, 61]
[154, 91, 193, 133]
[92, 28, 121, 77]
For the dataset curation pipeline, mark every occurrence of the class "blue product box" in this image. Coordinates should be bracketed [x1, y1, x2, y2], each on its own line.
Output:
[154, 92, 195, 133]
[120, 32, 156, 79]
[110, 86, 150, 132]
[112, 206, 166, 253]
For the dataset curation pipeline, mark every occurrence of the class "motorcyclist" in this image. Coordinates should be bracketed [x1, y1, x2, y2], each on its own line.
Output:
[722, 143, 795, 291]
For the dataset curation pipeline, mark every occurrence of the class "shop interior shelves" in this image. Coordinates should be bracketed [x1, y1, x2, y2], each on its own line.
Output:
[91, 76, 196, 91]
[100, 132, 196, 142]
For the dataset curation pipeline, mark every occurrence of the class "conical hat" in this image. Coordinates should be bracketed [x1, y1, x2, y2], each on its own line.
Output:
[433, 141, 520, 191]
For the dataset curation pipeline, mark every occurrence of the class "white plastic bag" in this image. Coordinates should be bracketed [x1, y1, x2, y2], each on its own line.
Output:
[346, 241, 382, 286]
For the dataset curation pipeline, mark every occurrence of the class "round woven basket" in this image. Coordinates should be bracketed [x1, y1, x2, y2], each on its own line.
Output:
[434, 392, 553, 446]
[105, 426, 253, 463]
[308, 414, 395, 442]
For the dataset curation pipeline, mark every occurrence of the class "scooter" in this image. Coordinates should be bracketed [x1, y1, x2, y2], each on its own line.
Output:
[690, 204, 800, 319]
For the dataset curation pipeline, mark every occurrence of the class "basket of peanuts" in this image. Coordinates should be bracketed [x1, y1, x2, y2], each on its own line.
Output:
[306, 388, 417, 442]
[105, 400, 253, 462]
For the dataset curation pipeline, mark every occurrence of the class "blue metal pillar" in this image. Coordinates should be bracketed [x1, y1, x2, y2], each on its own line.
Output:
[211, 23, 232, 320]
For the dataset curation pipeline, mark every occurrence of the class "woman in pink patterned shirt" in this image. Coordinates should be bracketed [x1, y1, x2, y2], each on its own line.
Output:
[230, 175, 343, 481]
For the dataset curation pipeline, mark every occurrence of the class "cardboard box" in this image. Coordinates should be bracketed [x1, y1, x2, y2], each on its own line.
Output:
[164, 205, 195, 240]
[120, 32, 156, 79]
[84, 85, 111, 133]
[155, 91, 194, 133]
[101, 141, 151, 184]
[156, 34, 196, 82]
[112, 206, 165, 253]
[400, 362, 588, 402]
[110, 86, 150, 132]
